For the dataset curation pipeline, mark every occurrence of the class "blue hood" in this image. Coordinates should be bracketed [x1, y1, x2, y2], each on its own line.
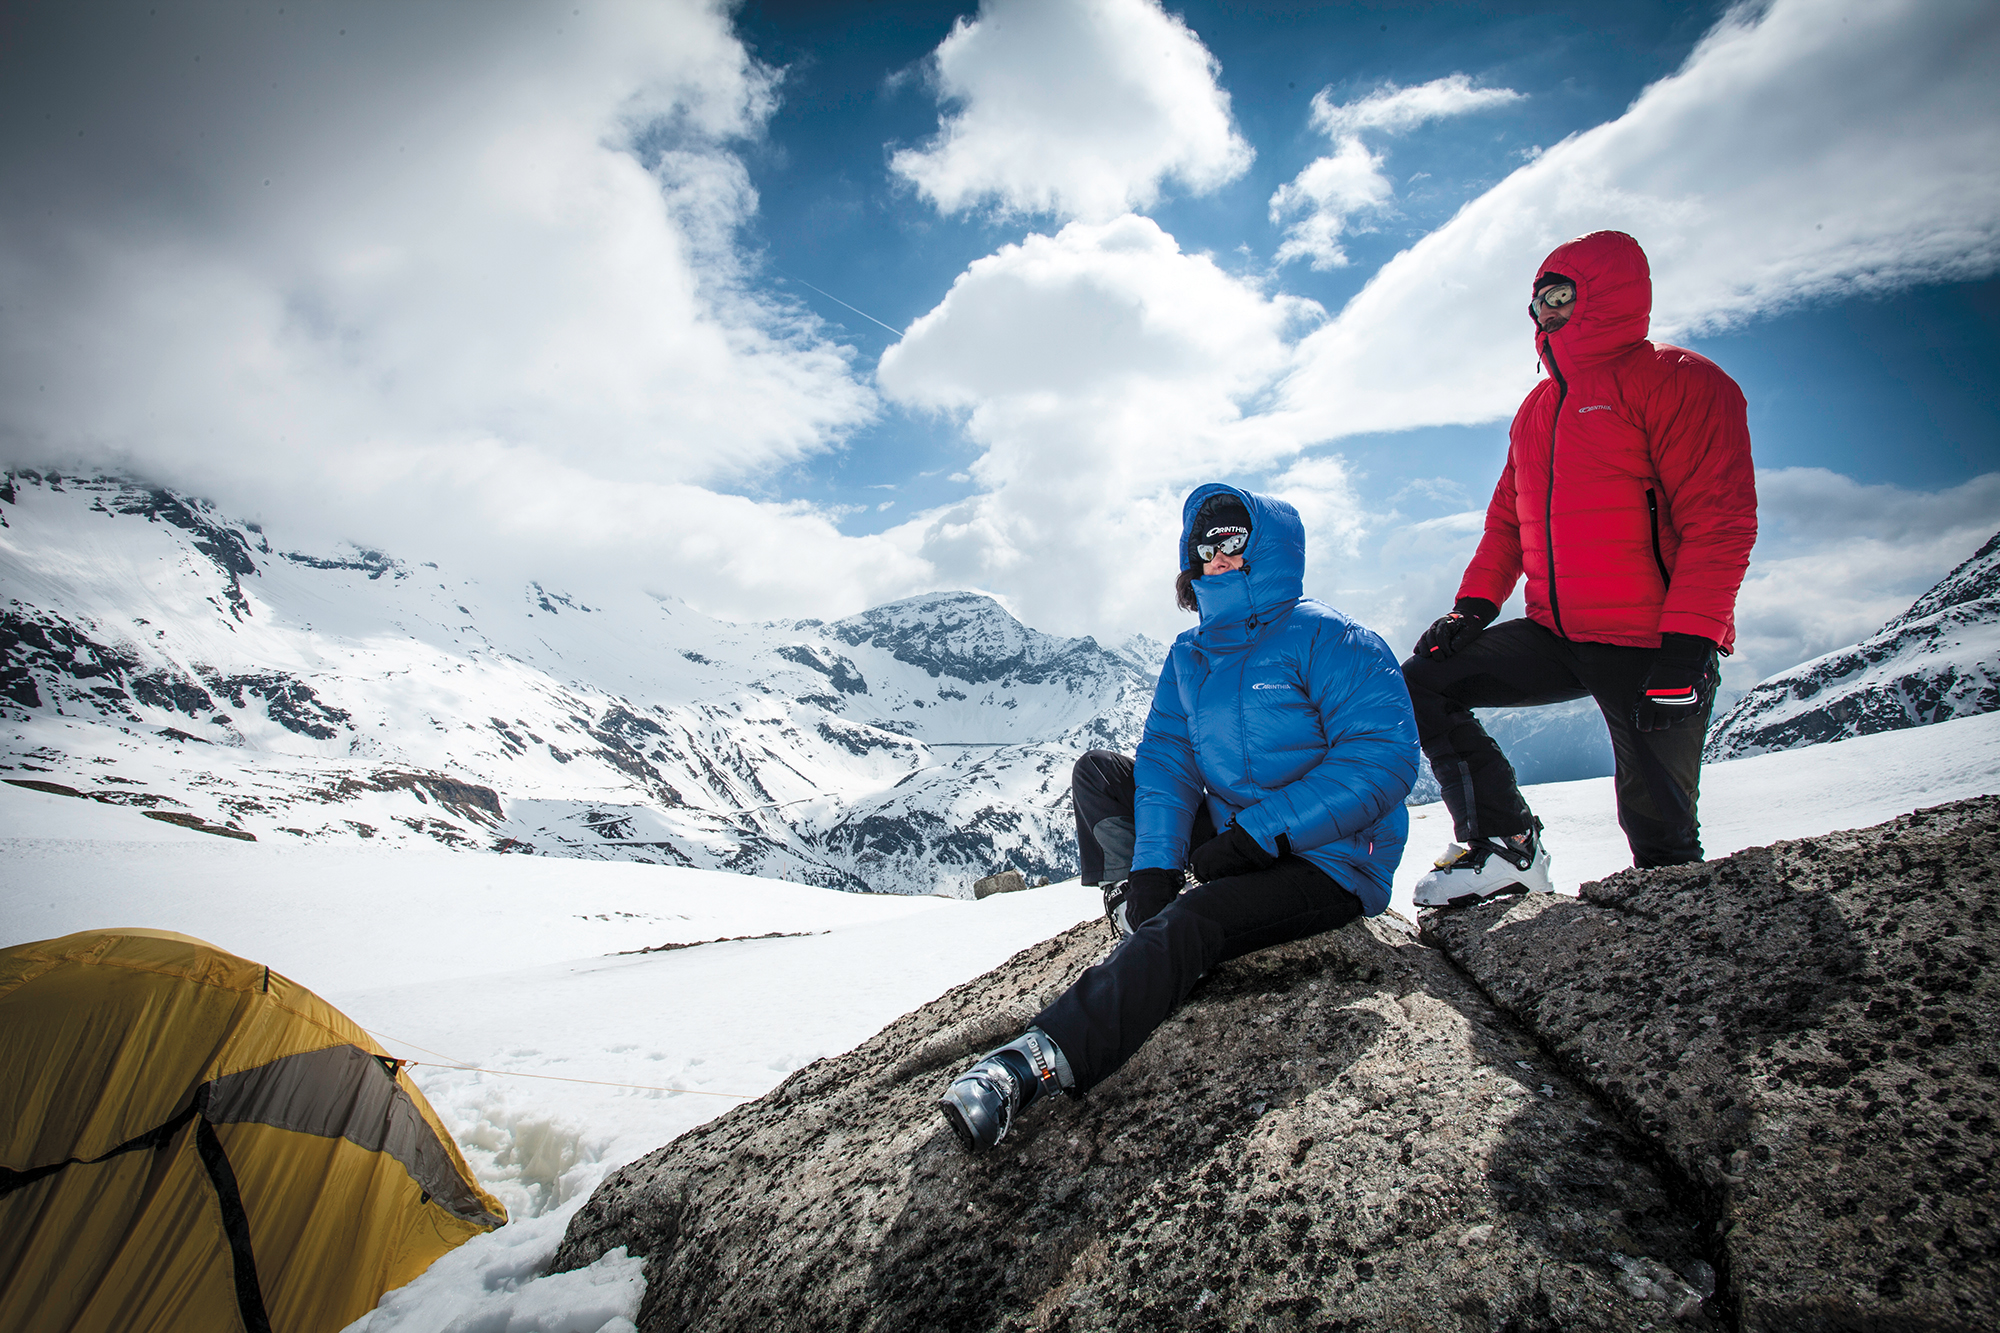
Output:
[1184, 484, 1305, 650]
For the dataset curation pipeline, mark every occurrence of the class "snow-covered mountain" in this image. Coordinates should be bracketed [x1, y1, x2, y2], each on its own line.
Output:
[0, 472, 1153, 894]
[1705, 529, 2000, 761]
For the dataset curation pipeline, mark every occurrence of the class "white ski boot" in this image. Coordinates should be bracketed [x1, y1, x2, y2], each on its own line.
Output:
[1413, 819, 1553, 908]
[937, 1028, 1073, 1152]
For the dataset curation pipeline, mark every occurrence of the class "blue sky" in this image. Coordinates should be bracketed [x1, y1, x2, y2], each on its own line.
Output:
[1, 0, 1996, 687]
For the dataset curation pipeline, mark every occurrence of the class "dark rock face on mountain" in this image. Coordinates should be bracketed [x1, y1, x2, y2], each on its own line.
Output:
[1424, 796, 1999, 1333]
[554, 799, 1997, 1331]
[556, 925, 1725, 1329]
[1706, 531, 2000, 761]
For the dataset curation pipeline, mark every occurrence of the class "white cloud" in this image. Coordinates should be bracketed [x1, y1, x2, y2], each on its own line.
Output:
[1271, 75, 1522, 269]
[877, 216, 1320, 638]
[1270, 137, 1394, 271]
[1310, 75, 1525, 138]
[4, 0, 1990, 670]
[889, 0, 1253, 222]
[0, 0, 895, 619]
[1273, 0, 2000, 437]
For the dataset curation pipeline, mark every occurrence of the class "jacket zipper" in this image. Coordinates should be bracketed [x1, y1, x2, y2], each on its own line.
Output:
[1646, 488, 1672, 590]
[1542, 337, 1568, 639]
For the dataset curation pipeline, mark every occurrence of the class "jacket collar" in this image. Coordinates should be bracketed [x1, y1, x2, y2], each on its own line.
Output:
[1183, 484, 1305, 652]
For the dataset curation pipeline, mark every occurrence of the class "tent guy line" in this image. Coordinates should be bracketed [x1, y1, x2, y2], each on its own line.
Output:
[366, 1027, 756, 1099]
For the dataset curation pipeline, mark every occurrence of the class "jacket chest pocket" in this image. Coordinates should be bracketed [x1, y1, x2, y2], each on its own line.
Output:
[1243, 677, 1321, 789]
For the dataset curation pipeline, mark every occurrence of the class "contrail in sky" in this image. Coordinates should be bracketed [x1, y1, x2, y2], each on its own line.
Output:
[781, 274, 904, 338]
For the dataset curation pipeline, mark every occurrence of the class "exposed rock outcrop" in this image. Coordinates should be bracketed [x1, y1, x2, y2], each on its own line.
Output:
[556, 921, 1724, 1329]
[556, 797, 1998, 1331]
[1424, 795, 1998, 1332]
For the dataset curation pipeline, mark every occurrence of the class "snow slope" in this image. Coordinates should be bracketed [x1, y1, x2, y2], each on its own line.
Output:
[5, 711, 1995, 1331]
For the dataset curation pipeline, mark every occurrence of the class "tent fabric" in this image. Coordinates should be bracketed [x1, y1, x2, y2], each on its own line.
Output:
[0, 928, 506, 1333]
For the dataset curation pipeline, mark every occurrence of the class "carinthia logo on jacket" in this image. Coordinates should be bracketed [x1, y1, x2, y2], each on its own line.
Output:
[1250, 682, 1289, 690]
[1577, 404, 1615, 413]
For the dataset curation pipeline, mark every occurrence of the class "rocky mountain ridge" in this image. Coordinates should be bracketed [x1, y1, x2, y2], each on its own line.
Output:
[554, 796, 1999, 1332]
[0, 471, 1154, 894]
[1706, 529, 2000, 762]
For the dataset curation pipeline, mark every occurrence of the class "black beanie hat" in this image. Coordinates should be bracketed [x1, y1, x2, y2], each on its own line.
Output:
[1187, 493, 1253, 569]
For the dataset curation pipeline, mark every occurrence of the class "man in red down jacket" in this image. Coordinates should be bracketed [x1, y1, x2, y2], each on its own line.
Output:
[1404, 230, 1757, 907]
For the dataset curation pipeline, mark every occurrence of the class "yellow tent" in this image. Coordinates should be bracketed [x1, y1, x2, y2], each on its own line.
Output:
[0, 929, 506, 1333]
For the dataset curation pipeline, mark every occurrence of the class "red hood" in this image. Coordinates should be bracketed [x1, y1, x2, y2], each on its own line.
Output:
[1534, 230, 1651, 370]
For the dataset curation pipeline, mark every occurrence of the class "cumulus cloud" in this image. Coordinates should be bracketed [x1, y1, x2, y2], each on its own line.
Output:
[889, 0, 1253, 221]
[1272, 76, 1523, 270]
[1272, 0, 2000, 438]
[877, 216, 1319, 637]
[0, 0, 904, 618]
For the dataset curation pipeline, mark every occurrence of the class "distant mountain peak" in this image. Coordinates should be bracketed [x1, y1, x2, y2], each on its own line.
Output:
[827, 589, 1129, 688]
[1883, 530, 2000, 632]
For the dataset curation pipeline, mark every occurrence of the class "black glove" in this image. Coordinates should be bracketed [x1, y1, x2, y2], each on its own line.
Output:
[1104, 867, 1185, 937]
[1632, 632, 1720, 732]
[1413, 597, 1499, 660]
[1190, 823, 1280, 883]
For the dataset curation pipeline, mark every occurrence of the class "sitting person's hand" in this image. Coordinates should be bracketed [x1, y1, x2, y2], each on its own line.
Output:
[1189, 823, 1279, 882]
[1103, 867, 1185, 937]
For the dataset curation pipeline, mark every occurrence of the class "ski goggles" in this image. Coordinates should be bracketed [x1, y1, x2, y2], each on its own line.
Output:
[1195, 530, 1249, 563]
[1530, 281, 1576, 318]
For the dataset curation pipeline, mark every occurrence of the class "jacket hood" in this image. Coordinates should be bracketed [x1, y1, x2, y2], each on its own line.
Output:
[1183, 483, 1305, 645]
[1534, 230, 1651, 370]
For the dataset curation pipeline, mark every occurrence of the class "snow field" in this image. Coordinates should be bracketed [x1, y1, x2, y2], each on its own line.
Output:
[3, 712, 1996, 1331]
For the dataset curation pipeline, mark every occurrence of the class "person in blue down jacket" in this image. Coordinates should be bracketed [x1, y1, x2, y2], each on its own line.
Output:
[938, 483, 1420, 1152]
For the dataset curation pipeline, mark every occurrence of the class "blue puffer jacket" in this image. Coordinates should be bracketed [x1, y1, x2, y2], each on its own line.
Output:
[1132, 484, 1419, 916]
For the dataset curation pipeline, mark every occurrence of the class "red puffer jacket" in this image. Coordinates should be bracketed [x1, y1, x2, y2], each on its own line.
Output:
[1458, 231, 1757, 651]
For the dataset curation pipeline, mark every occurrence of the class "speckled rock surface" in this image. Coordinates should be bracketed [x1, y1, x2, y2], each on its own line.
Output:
[555, 916, 1721, 1331]
[1423, 796, 1999, 1333]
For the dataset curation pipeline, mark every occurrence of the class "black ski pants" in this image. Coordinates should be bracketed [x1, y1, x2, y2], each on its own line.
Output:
[1034, 857, 1363, 1094]
[1049, 749, 1363, 1094]
[1400, 618, 1714, 868]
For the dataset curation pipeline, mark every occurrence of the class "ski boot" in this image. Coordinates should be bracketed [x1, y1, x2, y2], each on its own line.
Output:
[1101, 878, 1136, 940]
[937, 1027, 1073, 1152]
[1413, 818, 1553, 908]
